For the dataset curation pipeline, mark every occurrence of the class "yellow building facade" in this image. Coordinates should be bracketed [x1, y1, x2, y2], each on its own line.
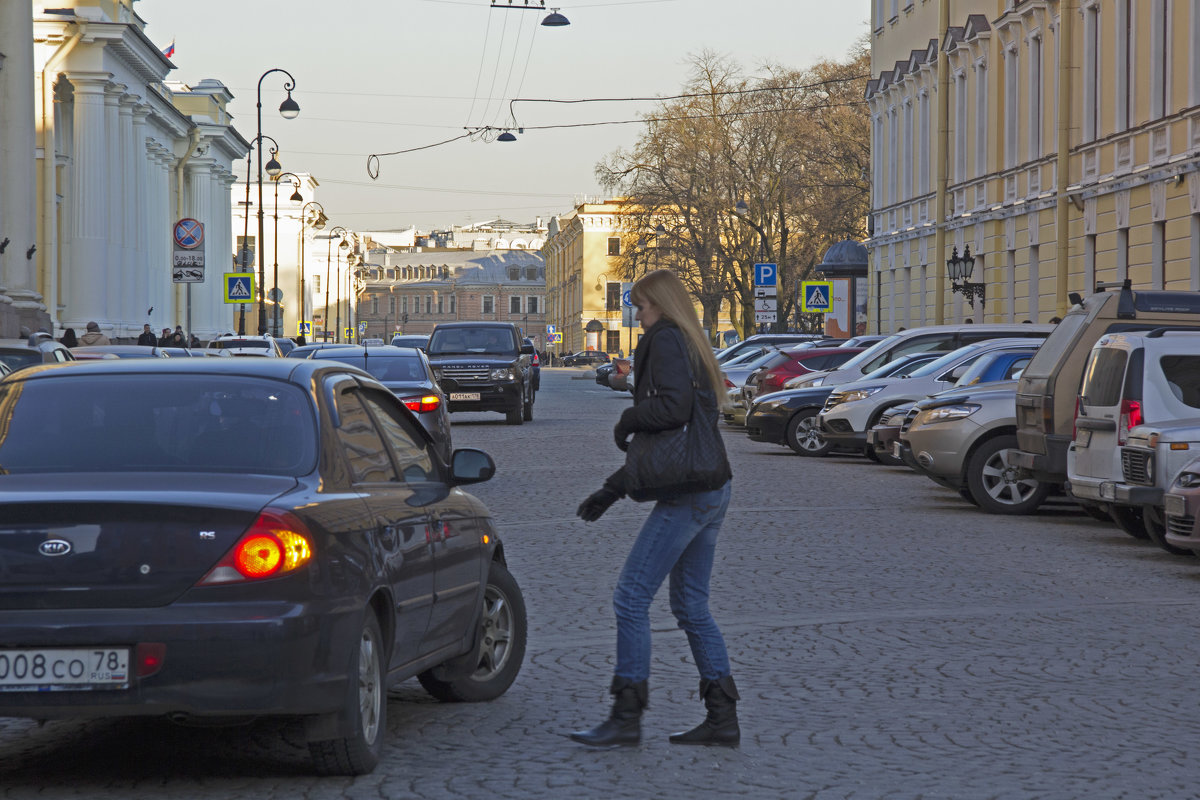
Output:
[867, 0, 1200, 330]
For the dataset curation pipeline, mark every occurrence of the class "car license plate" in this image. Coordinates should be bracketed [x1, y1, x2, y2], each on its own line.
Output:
[1075, 429, 1091, 447]
[892, 441, 902, 458]
[0, 648, 130, 691]
[449, 392, 481, 401]
[1165, 494, 1186, 517]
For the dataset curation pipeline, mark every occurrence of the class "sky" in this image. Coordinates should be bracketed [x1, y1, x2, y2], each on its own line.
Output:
[142, 0, 868, 233]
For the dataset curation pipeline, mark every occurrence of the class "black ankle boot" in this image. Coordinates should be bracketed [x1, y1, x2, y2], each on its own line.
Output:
[570, 677, 648, 747]
[669, 675, 740, 746]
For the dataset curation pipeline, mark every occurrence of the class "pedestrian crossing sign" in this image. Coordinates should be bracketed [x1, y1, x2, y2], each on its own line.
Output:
[224, 272, 255, 304]
[801, 281, 834, 313]
[298, 321, 312, 336]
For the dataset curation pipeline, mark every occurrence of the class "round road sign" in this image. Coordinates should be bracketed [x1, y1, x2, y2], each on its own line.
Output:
[174, 218, 204, 249]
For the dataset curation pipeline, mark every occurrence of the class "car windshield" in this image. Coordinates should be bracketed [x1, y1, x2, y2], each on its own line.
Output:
[0, 351, 41, 371]
[0, 375, 317, 475]
[316, 353, 428, 382]
[209, 339, 270, 350]
[860, 352, 939, 380]
[428, 328, 516, 355]
[907, 344, 989, 379]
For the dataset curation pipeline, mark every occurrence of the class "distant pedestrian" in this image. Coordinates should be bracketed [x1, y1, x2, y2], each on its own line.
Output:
[168, 326, 186, 347]
[189, 334, 201, 348]
[79, 321, 110, 346]
[572, 269, 737, 748]
[137, 324, 158, 346]
[964, 318, 974, 324]
[159, 328, 172, 346]
[60, 328, 79, 348]
[1048, 316, 1062, 324]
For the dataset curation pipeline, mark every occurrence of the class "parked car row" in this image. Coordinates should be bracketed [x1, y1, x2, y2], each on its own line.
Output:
[732, 281, 1200, 564]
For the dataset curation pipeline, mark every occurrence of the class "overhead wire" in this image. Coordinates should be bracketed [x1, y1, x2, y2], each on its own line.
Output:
[464, 7, 495, 126]
[476, 7, 511, 127]
[491, 11, 538, 128]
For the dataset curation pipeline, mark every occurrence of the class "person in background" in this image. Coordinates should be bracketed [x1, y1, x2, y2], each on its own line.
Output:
[1048, 316, 1062, 324]
[137, 324, 158, 346]
[59, 328, 78, 348]
[159, 327, 172, 346]
[78, 321, 110, 346]
[572, 269, 738, 749]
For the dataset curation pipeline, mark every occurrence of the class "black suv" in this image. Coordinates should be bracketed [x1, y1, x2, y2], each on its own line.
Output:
[426, 322, 535, 425]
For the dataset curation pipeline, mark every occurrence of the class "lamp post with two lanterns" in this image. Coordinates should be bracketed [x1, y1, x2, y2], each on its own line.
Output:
[254, 68, 300, 335]
[946, 245, 986, 310]
[324, 226, 349, 342]
[299, 201, 327, 340]
[271, 172, 303, 337]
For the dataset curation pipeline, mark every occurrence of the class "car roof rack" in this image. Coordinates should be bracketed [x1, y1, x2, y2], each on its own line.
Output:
[1144, 326, 1200, 338]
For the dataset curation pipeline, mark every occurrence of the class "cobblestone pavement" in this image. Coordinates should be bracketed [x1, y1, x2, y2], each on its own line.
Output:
[5, 367, 1200, 799]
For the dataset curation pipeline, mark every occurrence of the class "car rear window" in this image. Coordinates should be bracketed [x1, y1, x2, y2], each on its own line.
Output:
[1079, 348, 1128, 406]
[1021, 312, 1089, 378]
[0, 351, 40, 371]
[0, 376, 316, 475]
[209, 339, 270, 350]
[317, 353, 427, 382]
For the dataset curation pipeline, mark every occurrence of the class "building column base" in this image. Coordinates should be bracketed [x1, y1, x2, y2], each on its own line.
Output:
[6, 291, 52, 338]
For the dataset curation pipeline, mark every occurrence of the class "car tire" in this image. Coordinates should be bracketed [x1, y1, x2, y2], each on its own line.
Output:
[863, 445, 880, 462]
[418, 562, 527, 703]
[309, 613, 387, 776]
[1143, 505, 1194, 556]
[786, 409, 831, 457]
[1109, 504, 1151, 539]
[522, 387, 533, 421]
[965, 435, 1052, 515]
[958, 487, 980, 505]
[506, 394, 524, 425]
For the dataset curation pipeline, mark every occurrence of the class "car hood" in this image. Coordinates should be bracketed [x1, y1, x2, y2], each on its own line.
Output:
[752, 386, 836, 407]
[915, 380, 1018, 410]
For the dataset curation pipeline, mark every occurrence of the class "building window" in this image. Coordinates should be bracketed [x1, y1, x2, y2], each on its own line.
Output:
[888, 106, 897, 203]
[1005, 47, 1020, 165]
[606, 282, 621, 311]
[528, 296, 539, 314]
[903, 99, 914, 197]
[1028, 35, 1043, 159]
[954, 73, 967, 182]
[510, 296, 522, 314]
[235, 236, 255, 268]
[449, 295, 456, 314]
[401, 296, 408, 315]
[437, 295, 445, 314]
[1151, 0, 1170, 120]
[388, 296, 395, 314]
[1083, 5, 1101, 140]
[974, 62, 988, 178]
[918, 91, 930, 195]
[605, 330, 621, 353]
[1116, 0, 1133, 132]
[483, 295, 495, 314]
[608, 237, 620, 256]
[313, 274, 321, 294]
[371, 297, 379, 315]
[425, 295, 432, 314]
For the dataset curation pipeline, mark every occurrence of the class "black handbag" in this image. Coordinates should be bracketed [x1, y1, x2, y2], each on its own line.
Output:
[623, 354, 731, 502]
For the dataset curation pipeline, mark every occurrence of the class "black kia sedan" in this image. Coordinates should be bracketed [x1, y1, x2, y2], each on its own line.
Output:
[0, 358, 525, 776]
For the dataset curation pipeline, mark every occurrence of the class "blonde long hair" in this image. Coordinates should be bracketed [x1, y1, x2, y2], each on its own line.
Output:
[630, 269, 727, 404]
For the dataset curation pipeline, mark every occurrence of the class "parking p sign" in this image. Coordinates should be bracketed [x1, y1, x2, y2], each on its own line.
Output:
[754, 263, 777, 286]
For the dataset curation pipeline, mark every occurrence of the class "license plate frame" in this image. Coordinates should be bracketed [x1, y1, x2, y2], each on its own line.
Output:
[1165, 494, 1186, 517]
[449, 392, 481, 402]
[0, 647, 131, 692]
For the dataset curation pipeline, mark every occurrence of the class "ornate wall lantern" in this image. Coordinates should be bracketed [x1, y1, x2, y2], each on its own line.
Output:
[947, 245, 985, 308]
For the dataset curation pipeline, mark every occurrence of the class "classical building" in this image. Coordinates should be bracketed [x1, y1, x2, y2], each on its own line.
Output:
[866, 0, 1200, 331]
[542, 199, 734, 355]
[354, 248, 546, 346]
[14, 1, 248, 342]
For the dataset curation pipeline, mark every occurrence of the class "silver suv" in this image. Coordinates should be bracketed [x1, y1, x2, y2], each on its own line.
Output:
[1066, 329, 1200, 547]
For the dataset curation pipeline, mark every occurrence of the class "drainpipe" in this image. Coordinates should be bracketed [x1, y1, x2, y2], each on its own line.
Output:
[1055, 0, 1076, 317]
[933, 0, 950, 324]
[40, 18, 87, 331]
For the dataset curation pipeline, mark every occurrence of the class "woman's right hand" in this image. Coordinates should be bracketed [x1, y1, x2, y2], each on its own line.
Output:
[577, 486, 621, 521]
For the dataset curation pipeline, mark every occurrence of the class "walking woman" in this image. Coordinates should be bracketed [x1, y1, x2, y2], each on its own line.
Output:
[572, 269, 738, 747]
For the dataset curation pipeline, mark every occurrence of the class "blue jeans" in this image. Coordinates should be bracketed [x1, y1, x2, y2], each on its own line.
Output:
[613, 482, 733, 683]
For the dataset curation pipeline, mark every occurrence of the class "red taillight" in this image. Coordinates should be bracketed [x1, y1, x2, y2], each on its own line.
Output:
[197, 509, 313, 585]
[1118, 398, 1143, 445]
[1072, 396, 1080, 440]
[532, 353, 540, 366]
[403, 394, 442, 413]
[725, 377, 735, 388]
[136, 643, 166, 678]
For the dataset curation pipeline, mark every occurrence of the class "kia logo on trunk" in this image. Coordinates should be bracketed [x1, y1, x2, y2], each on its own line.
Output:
[38, 539, 72, 556]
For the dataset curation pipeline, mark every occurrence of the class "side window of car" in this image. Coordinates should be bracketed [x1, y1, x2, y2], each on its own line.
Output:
[334, 390, 397, 483]
[1006, 356, 1032, 379]
[359, 389, 436, 482]
[1158, 354, 1200, 409]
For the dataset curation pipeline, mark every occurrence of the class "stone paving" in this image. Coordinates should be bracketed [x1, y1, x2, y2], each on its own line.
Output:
[5, 367, 1200, 798]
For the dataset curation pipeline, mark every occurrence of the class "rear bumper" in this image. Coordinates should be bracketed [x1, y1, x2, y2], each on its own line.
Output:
[0, 598, 360, 720]
[1011, 434, 1070, 481]
[1066, 478, 1160, 506]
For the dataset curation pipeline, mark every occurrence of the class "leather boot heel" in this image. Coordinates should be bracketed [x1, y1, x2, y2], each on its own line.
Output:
[669, 675, 740, 746]
[570, 678, 648, 747]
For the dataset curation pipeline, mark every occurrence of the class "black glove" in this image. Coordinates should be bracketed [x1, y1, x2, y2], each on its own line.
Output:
[614, 419, 633, 452]
[577, 486, 621, 522]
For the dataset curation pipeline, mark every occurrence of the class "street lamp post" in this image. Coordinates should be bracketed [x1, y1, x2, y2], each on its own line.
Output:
[325, 226, 349, 342]
[299, 201, 326, 341]
[255, 68, 300, 335]
[271, 172, 303, 337]
[238, 135, 278, 335]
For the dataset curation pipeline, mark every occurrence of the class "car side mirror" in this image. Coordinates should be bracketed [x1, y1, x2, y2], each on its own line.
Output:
[449, 448, 496, 486]
[520, 342, 535, 355]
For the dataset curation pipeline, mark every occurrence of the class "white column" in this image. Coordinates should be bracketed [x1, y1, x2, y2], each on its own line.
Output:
[130, 104, 152, 331]
[102, 83, 124, 332]
[185, 157, 214, 337]
[65, 73, 112, 328]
